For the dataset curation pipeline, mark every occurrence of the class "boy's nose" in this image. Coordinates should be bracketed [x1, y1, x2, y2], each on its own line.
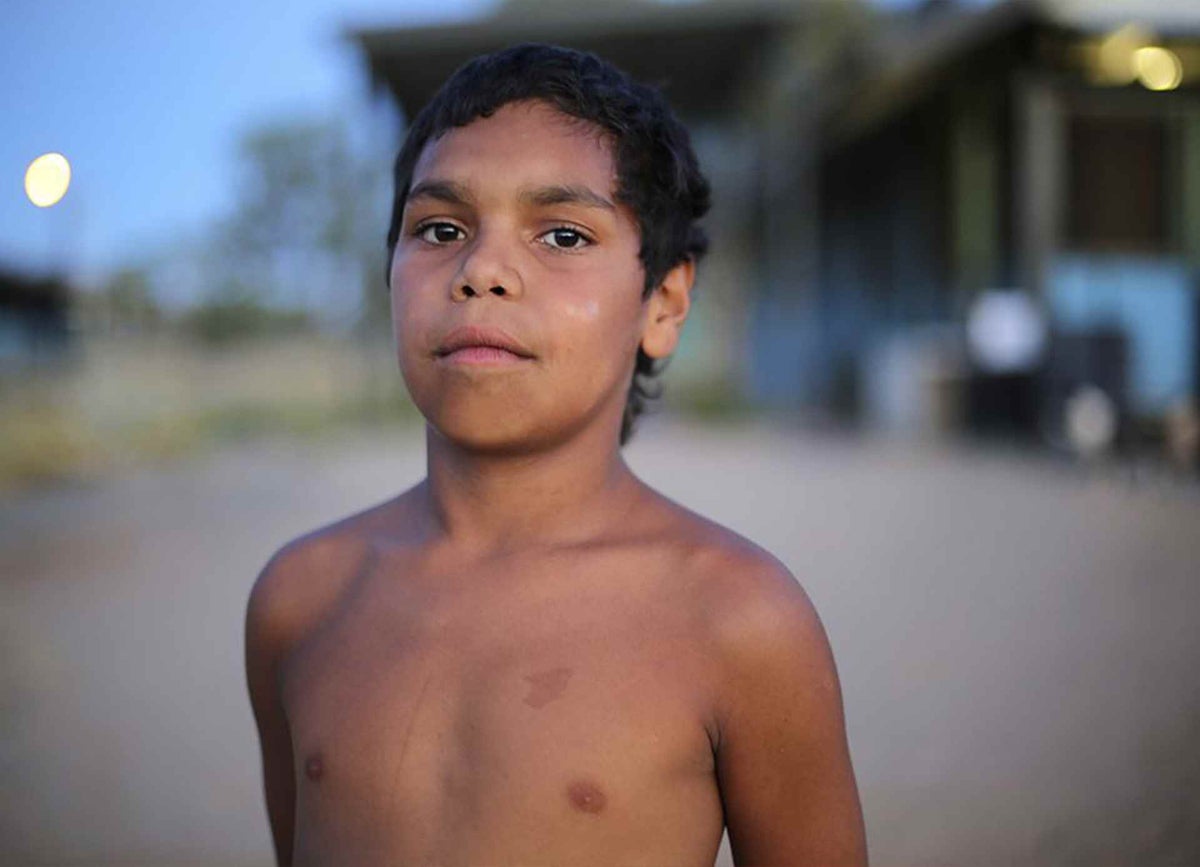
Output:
[451, 232, 524, 302]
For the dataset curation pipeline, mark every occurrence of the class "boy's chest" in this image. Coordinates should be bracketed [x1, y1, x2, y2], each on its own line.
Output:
[280, 557, 720, 857]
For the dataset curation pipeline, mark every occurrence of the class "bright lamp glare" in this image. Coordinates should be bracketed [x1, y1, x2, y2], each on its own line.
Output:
[24, 152, 72, 208]
[1135, 46, 1183, 91]
[1096, 25, 1150, 85]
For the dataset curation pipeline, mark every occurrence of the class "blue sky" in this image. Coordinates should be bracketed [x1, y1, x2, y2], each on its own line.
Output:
[2, 0, 490, 283]
[2, 0, 936, 288]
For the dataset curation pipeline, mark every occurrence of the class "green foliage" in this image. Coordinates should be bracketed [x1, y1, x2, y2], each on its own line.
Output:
[671, 378, 753, 423]
[198, 116, 390, 331]
[0, 337, 419, 493]
[103, 268, 162, 331]
[181, 293, 312, 346]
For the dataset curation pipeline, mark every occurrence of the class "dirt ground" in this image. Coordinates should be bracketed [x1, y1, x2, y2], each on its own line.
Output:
[2, 420, 1198, 866]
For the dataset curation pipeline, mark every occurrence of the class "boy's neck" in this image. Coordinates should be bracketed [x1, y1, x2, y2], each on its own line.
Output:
[420, 422, 639, 553]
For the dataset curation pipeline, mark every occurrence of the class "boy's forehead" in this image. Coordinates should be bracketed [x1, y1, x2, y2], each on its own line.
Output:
[410, 100, 619, 195]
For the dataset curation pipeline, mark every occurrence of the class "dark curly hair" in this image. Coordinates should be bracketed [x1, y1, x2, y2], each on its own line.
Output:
[386, 43, 711, 445]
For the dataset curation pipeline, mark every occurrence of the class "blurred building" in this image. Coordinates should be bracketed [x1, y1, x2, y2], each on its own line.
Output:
[351, 0, 1200, 445]
[809, 0, 1200, 442]
[0, 265, 72, 371]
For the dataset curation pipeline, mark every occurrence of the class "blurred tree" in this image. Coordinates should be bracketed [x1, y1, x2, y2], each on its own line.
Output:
[201, 116, 390, 338]
[181, 291, 311, 346]
[82, 267, 163, 336]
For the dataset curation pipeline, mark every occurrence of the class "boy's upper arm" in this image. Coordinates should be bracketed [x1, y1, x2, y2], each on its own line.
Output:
[245, 545, 312, 867]
[711, 555, 868, 867]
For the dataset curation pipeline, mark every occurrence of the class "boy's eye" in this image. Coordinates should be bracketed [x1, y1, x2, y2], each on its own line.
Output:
[417, 222, 465, 245]
[539, 227, 591, 250]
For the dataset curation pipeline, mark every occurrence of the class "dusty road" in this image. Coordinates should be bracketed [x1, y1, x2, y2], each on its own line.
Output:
[2, 421, 1198, 866]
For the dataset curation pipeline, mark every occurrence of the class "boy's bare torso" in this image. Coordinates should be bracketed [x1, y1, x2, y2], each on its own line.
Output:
[248, 91, 867, 867]
[267, 481, 753, 867]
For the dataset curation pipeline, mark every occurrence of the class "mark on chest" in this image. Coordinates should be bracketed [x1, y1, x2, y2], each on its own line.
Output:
[304, 752, 325, 783]
[523, 667, 573, 709]
[566, 779, 607, 815]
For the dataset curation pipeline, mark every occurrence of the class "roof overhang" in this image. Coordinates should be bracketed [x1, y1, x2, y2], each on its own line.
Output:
[348, 0, 822, 119]
[1044, 0, 1200, 38]
[820, 0, 1200, 152]
[820, 0, 1042, 150]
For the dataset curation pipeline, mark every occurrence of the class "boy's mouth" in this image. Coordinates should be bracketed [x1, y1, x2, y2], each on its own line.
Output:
[435, 325, 536, 364]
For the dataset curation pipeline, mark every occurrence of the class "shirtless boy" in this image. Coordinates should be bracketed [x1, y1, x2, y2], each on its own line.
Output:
[246, 44, 867, 867]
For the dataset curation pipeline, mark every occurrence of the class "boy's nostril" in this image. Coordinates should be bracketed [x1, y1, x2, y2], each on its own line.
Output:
[490, 286, 506, 297]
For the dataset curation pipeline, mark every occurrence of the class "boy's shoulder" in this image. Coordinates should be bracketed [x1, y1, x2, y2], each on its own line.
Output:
[642, 490, 828, 668]
[648, 493, 843, 768]
[246, 483, 829, 676]
[244, 490, 415, 650]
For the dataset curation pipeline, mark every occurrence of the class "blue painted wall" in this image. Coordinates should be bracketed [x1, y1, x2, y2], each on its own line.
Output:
[1048, 255, 1198, 414]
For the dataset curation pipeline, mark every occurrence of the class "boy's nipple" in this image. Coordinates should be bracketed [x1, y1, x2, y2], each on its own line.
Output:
[566, 779, 607, 815]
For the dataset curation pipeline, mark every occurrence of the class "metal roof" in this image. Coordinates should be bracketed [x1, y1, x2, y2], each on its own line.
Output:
[820, 0, 1200, 149]
[1045, 0, 1200, 36]
[820, 0, 1042, 147]
[347, 0, 825, 119]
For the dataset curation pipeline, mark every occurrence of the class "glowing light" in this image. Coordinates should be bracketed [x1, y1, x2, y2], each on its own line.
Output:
[967, 291, 1047, 375]
[1134, 46, 1183, 91]
[24, 152, 71, 207]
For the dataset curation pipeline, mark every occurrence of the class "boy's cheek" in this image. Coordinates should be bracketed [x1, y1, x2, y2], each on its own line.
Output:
[558, 296, 602, 324]
[388, 248, 410, 293]
[389, 297, 437, 375]
[389, 252, 442, 301]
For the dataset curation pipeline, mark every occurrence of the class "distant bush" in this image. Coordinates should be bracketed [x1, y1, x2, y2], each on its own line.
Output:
[181, 297, 312, 346]
[670, 378, 754, 423]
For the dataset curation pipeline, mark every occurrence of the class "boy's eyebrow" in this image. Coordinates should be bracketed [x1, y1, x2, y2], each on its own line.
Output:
[518, 184, 616, 212]
[407, 179, 473, 206]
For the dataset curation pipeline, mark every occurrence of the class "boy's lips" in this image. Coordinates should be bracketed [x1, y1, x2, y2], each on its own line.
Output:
[435, 325, 536, 364]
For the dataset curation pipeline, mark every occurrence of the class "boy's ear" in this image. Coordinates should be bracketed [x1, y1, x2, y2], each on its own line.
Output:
[640, 258, 695, 360]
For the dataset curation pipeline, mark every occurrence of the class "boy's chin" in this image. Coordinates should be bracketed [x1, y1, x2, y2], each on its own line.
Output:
[421, 397, 614, 456]
[428, 417, 544, 455]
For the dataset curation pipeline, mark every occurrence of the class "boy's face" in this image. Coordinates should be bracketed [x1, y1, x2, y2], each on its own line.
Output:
[390, 99, 670, 452]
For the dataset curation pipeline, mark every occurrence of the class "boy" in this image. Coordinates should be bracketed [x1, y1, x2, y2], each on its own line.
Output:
[246, 44, 867, 867]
